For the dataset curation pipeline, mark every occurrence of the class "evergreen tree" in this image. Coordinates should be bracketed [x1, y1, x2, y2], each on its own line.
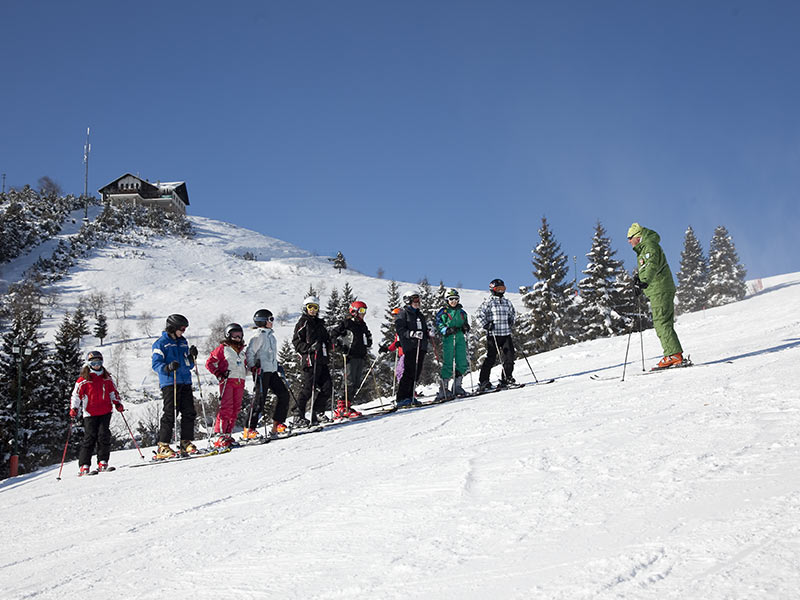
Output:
[305, 284, 319, 300]
[93, 312, 108, 346]
[72, 307, 90, 339]
[577, 222, 628, 340]
[416, 278, 438, 385]
[324, 287, 341, 324]
[675, 226, 709, 314]
[51, 313, 83, 460]
[0, 291, 59, 478]
[707, 225, 747, 307]
[278, 338, 302, 406]
[518, 217, 574, 354]
[340, 282, 356, 315]
[375, 281, 401, 398]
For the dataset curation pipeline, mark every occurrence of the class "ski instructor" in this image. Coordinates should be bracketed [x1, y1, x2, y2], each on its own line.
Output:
[627, 222, 685, 369]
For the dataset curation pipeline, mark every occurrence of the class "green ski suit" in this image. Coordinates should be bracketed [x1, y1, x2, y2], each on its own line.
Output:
[435, 304, 469, 380]
[633, 227, 683, 356]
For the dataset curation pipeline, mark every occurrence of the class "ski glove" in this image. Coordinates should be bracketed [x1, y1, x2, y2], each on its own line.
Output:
[166, 361, 180, 373]
[217, 370, 230, 383]
[189, 345, 198, 359]
[485, 322, 494, 331]
[633, 274, 648, 290]
[378, 343, 389, 353]
[409, 331, 424, 340]
[508, 317, 514, 327]
[69, 407, 78, 419]
[277, 364, 285, 377]
[114, 401, 124, 412]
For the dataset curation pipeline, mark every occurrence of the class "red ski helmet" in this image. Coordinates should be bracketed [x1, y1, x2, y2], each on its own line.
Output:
[349, 300, 367, 316]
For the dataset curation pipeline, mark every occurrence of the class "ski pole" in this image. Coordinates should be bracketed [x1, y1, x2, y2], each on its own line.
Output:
[246, 368, 261, 436]
[353, 353, 382, 403]
[409, 337, 422, 404]
[173, 370, 178, 445]
[343, 354, 349, 411]
[56, 419, 74, 480]
[492, 333, 511, 382]
[309, 351, 318, 424]
[429, 335, 446, 398]
[636, 294, 645, 371]
[466, 335, 476, 393]
[193, 362, 212, 447]
[522, 354, 540, 383]
[621, 326, 633, 382]
[392, 347, 398, 398]
[119, 410, 144, 459]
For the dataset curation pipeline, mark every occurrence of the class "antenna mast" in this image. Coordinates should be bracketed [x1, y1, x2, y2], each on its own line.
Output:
[83, 127, 91, 221]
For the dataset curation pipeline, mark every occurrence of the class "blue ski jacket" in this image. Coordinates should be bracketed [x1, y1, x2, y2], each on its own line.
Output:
[152, 331, 195, 388]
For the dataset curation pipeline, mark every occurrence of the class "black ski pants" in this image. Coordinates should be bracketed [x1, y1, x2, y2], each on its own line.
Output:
[250, 371, 290, 428]
[397, 347, 426, 402]
[78, 412, 112, 467]
[292, 363, 332, 417]
[479, 334, 515, 383]
[158, 383, 197, 443]
[344, 356, 366, 403]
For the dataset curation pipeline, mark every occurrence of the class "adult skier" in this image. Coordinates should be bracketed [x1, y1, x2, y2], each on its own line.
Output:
[151, 313, 199, 458]
[331, 300, 373, 417]
[69, 350, 124, 476]
[476, 278, 517, 391]
[291, 296, 333, 426]
[206, 323, 248, 448]
[434, 289, 470, 399]
[627, 222, 685, 368]
[394, 290, 430, 408]
[245, 309, 291, 439]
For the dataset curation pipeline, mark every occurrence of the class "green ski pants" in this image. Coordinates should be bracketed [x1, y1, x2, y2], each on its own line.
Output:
[441, 333, 468, 380]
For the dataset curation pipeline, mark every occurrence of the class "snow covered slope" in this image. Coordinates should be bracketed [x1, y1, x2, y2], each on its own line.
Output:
[2, 269, 799, 599]
[20, 214, 504, 397]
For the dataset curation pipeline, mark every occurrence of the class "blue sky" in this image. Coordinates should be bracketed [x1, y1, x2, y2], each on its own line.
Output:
[2, 1, 799, 292]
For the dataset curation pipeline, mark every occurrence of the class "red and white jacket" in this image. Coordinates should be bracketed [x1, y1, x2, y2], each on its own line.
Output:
[206, 342, 248, 381]
[70, 371, 120, 417]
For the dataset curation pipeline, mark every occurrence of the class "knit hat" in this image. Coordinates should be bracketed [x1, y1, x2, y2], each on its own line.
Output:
[627, 223, 643, 239]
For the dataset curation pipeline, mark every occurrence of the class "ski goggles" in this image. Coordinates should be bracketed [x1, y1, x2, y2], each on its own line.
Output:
[89, 360, 103, 368]
[306, 303, 320, 312]
[447, 296, 459, 302]
[355, 307, 366, 314]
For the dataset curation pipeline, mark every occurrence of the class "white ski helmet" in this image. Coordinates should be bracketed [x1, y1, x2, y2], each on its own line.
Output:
[303, 296, 320, 312]
[403, 290, 421, 304]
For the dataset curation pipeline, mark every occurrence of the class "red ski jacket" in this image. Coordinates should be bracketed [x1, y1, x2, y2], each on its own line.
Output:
[70, 372, 120, 417]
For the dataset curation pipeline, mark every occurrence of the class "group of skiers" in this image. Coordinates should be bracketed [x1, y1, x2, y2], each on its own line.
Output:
[70, 222, 685, 476]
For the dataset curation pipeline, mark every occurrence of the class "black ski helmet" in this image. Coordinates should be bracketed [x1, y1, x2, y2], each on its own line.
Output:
[165, 313, 189, 333]
[489, 279, 506, 296]
[87, 350, 103, 363]
[253, 309, 273, 327]
[224, 323, 244, 341]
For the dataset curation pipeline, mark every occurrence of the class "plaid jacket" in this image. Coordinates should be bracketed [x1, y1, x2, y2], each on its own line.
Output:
[476, 295, 516, 337]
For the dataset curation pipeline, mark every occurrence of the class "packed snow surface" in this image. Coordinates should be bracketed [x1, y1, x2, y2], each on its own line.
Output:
[1, 218, 799, 599]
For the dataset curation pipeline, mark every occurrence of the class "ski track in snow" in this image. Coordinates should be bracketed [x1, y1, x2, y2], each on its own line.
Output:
[1, 222, 800, 598]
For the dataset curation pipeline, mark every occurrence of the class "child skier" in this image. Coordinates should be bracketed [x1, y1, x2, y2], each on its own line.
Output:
[245, 309, 291, 439]
[331, 300, 373, 418]
[476, 279, 517, 391]
[435, 289, 470, 399]
[206, 323, 248, 448]
[291, 296, 333, 427]
[69, 350, 124, 476]
[151, 313, 199, 458]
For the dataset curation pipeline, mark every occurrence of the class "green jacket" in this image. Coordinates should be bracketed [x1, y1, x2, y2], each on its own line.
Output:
[634, 227, 675, 298]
